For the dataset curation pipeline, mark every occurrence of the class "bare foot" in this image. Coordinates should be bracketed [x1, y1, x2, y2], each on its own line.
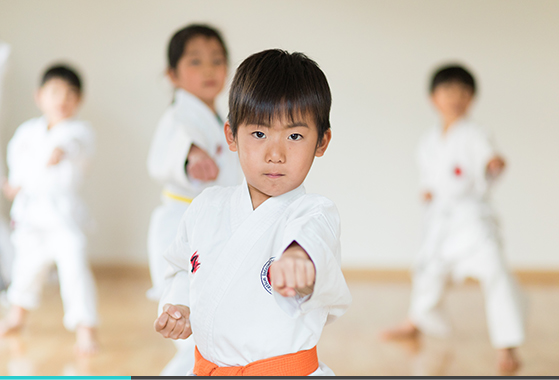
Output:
[0, 305, 27, 336]
[497, 347, 521, 375]
[379, 319, 420, 341]
[75, 326, 98, 356]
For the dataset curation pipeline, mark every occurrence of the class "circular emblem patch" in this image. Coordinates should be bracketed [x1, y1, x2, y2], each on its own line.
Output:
[260, 257, 275, 294]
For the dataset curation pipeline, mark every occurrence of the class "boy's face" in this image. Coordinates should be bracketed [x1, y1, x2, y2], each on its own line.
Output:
[36, 78, 81, 124]
[168, 36, 227, 108]
[431, 82, 474, 123]
[225, 114, 331, 208]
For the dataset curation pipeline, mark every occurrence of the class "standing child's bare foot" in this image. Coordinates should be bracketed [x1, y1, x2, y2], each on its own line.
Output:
[497, 347, 520, 375]
[0, 305, 27, 336]
[379, 319, 420, 341]
[75, 326, 98, 356]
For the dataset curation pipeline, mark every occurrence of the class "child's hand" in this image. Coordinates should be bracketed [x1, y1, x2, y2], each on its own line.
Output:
[422, 191, 433, 203]
[186, 144, 219, 182]
[154, 304, 192, 340]
[2, 181, 21, 201]
[486, 156, 506, 179]
[270, 242, 315, 298]
[47, 147, 65, 166]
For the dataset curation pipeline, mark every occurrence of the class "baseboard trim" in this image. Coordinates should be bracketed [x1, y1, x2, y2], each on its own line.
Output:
[341, 268, 559, 285]
[90, 265, 559, 285]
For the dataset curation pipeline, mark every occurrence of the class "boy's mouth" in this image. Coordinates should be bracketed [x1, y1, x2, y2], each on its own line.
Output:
[264, 173, 284, 179]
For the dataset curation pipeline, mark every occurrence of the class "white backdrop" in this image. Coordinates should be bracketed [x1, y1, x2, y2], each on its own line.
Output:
[0, 0, 557, 269]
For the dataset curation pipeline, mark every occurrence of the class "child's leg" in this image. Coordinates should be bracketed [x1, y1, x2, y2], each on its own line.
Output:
[407, 261, 451, 337]
[2, 228, 51, 334]
[381, 261, 450, 340]
[0, 305, 28, 335]
[51, 227, 98, 354]
[147, 201, 188, 301]
[460, 240, 525, 373]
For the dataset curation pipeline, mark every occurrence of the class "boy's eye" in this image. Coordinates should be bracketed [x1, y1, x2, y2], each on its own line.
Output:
[252, 131, 266, 139]
[213, 58, 225, 66]
[189, 59, 201, 66]
[288, 133, 303, 141]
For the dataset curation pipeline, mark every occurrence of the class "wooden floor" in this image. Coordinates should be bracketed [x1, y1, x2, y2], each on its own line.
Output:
[1, 267, 558, 376]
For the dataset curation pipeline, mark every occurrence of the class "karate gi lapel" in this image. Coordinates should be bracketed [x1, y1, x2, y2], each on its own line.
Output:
[195, 181, 305, 352]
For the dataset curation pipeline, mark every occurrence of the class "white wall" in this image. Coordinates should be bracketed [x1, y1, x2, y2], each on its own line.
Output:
[0, 0, 557, 269]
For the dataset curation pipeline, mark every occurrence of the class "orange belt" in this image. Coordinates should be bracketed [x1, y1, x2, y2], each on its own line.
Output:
[193, 345, 319, 376]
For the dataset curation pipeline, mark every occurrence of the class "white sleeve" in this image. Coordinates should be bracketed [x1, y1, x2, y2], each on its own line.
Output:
[6, 123, 29, 187]
[273, 201, 352, 324]
[147, 113, 194, 189]
[471, 129, 497, 194]
[159, 206, 196, 314]
[55, 122, 95, 162]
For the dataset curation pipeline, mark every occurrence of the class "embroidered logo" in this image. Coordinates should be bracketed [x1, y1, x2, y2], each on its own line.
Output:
[190, 251, 200, 274]
[260, 257, 275, 294]
[454, 166, 462, 176]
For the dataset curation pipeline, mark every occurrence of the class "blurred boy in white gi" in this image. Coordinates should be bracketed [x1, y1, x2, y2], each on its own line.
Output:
[0, 65, 98, 354]
[155, 49, 352, 376]
[381, 65, 525, 374]
[146, 24, 241, 375]
[0, 40, 14, 291]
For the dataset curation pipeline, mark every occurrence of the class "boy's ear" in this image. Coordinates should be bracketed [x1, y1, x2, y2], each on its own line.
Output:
[315, 129, 332, 157]
[224, 121, 237, 152]
[167, 67, 179, 87]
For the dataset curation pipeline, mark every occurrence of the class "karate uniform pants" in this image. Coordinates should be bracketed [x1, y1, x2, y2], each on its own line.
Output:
[0, 216, 14, 290]
[409, 218, 526, 349]
[7, 224, 98, 330]
[147, 197, 195, 375]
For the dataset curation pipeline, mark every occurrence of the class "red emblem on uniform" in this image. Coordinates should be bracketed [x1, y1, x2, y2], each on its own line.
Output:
[190, 251, 200, 274]
[454, 167, 462, 176]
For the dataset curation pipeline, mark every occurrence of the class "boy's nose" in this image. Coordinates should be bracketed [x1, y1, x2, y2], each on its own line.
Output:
[266, 144, 285, 163]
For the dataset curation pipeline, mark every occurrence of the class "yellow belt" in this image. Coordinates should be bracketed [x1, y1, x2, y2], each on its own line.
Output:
[163, 190, 193, 204]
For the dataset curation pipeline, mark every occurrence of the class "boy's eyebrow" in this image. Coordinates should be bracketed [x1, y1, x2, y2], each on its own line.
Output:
[250, 121, 309, 128]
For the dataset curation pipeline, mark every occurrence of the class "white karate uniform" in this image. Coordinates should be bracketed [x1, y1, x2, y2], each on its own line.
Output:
[0, 40, 14, 290]
[6, 116, 98, 330]
[160, 182, 352, 376]
[410, 119, 525, 348]
[147, 89, 241, 375]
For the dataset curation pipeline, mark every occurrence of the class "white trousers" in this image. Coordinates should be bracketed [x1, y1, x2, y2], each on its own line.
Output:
[147, 197, 195, 375]
[0, 216, 14, 290]
[409, 224, 526, 349]
[7, 224, 98, 331]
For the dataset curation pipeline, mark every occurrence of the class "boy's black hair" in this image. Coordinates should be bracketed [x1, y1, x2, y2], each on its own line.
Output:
[430, 64, 476, 94]
[228, 49, 331, 144]
[41, 64, 82, 93]
[167, 24, 228, 69]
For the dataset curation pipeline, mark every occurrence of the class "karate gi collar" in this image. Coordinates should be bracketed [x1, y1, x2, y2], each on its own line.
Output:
[437, 117, 469, 138]
[230, 179, 306, 232]
[174, 89, 222, 125]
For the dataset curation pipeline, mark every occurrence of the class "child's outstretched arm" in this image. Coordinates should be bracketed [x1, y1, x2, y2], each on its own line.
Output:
[154, 303, 192, 340]
[47, 147, 65, 166]
[2, 181, 20, 201]
[486, 155, 506, 180]
[186, 144, 219, 182]
[270, 241, 315, 298]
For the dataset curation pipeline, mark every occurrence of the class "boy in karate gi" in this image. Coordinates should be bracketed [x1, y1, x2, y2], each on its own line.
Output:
[155, 49, 352, 376]
[381, 65, 525, 374]
[0, 65, 98, 354]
